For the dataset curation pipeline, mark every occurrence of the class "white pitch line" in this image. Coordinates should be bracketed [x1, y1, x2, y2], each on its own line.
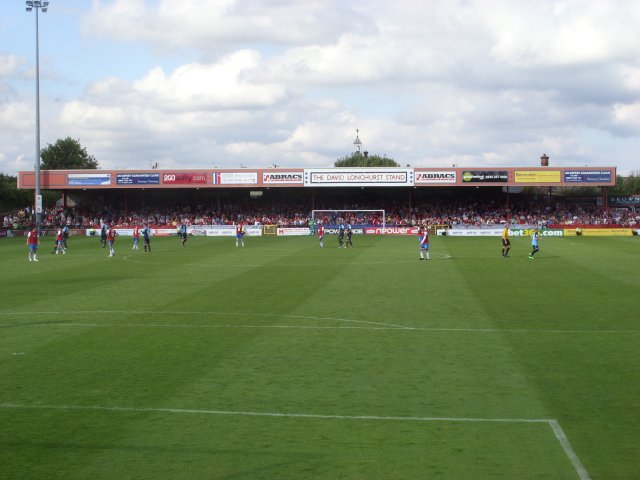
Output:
[0, 402, 549, 424]
[1, 317, 639, 334]
[549, 420, 592, 480]
[1, 311, 638, 334]
[0, 311, 409, 330]
[0, 403, 590, 479]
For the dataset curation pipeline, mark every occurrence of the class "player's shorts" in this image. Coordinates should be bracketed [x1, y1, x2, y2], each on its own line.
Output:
[29, 244, 38, 252]
[420, 243, 430, 250]
[57, 240, 64, 245]
[532, 244, 539, 250]
[143, 238, 150, 244]
[502, 238, 511, 246]
[318, 235, 323, 241]
[236, 233, 244, 239]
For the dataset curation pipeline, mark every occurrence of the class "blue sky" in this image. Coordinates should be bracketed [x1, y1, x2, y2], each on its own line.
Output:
[1, 0, 640, 175]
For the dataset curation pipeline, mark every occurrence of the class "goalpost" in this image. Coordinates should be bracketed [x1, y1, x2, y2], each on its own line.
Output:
[311, 209, 386, 228]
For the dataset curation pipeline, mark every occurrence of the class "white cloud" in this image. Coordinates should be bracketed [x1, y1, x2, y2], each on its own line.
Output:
[612, 102, 640, 134]
[82, 0, 372, 48]
[132, 50, 288, 110]
[0, 54, 24, 77]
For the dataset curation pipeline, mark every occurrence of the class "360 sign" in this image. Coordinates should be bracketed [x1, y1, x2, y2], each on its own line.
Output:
[163, 173, 208, 184]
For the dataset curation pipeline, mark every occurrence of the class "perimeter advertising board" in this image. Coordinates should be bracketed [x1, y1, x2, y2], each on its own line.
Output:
[415, 171, 457, 184]
[68, 173, 111, 186]
[514, 171, 561, 183]
[116, 173, 160, 185]
[204, 226, 262, 236]
[365, 226, 419, 235]
[213, 172, 258, 185]
[304, 168, 414, 187]
[442, 228, 563, 237]
[564, 170, 612, 183]
[277, 227, 309, 236]
[563, 228, 633, 236]
[263, 172, 304, 185]
[461, 171, 508, 183]
[162, 172, 207, 185]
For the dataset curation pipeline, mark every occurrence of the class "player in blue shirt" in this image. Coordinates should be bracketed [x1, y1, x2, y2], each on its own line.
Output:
[529, 228, 540, 259]
[337, 223, 345, 248]
[142, 224, 151, 253]
[179, 224, 188, 246]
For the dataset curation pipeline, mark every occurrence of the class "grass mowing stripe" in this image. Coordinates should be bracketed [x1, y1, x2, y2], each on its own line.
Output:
[0, 403, 591, 479]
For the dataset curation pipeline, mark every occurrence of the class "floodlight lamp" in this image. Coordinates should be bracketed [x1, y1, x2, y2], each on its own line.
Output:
[42, 7, 48, 12]
[26, 7, 33, 11]
[44, 1, 50, 5]
[26, 1, 34, 6]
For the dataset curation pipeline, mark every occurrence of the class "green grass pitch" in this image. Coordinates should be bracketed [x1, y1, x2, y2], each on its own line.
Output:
[1, 233, 639, 479]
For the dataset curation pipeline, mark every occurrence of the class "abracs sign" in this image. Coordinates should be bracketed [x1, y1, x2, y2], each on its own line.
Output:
[263, 172, 304, 184]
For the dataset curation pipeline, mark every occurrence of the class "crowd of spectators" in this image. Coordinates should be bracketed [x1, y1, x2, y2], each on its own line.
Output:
[4, 198, 639, 229]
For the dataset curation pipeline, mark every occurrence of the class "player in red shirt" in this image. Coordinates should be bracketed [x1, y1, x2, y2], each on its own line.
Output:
[418, 224, 430, 261]
[132, 225, 140, 250]
[108, 227, 117, 257]
[235, 221, 245, 248]
[317, 222, 324, 248]
[27, 228, 39, 262]
[55, 227, 66, 255]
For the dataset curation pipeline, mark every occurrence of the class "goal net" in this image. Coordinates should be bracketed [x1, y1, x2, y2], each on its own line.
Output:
[311, 210, 386, 227]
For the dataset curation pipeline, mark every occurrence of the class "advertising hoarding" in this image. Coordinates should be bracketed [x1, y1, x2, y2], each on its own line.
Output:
[304, 168, 414, 187]
[68, 173, 111, 186]
[205, 226, 262, 236]
[563, 228, 633, 236]
[461, 171, 508, 183]
[563, 170, 612, 183]
[162, 172, 207, 184]
[365, 226, 419, 235]
[415, 171, 457, 184]
[213, 172, 258, 185]
[263, 172, 304, 184]
[116, 173, 161, 185]
[514, 171, 561, 183]
[276, 227, 309, 236]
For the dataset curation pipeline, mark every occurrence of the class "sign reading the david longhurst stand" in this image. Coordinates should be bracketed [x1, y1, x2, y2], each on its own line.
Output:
[461, 171, 508, 183]
[304, 168, 414, 187]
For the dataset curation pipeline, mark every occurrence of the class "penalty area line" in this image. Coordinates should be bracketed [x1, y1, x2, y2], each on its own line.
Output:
[0, 402, 549, 424]
[0, 403, 590, 479]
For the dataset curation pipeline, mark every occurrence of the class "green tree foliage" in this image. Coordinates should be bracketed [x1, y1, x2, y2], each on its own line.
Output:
[40, 137, 99, 170]
[0, 174, 32, 211]
[0, 173, 58, 213]
[335, 152, 399, 167]
[610, 172, 640, 195]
